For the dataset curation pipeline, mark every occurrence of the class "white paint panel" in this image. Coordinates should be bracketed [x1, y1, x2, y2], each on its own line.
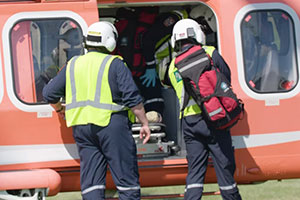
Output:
[0, 144, 79, 165]
[0, 48, 3, 104]
[232, 131, 300, 149]
[1, 131, 300, 165]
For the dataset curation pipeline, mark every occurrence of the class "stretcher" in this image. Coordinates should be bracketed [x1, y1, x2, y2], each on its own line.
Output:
[132, 123, 177, 158]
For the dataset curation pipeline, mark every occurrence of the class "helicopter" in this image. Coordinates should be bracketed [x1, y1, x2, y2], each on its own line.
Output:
[1, 0, 300, 199]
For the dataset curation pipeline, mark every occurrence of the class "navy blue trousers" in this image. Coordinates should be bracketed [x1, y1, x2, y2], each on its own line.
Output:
[72, 112, 140, 200]
[182, 115, 242, 200]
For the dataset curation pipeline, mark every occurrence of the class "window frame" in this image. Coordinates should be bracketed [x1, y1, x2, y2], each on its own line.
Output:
[0, 47, 3, 104]
[234, 3, 300, 106]
[3, 11, 88, 114]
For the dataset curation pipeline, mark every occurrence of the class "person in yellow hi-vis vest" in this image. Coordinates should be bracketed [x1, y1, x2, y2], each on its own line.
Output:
[137, 9, 188, 123]
[166, 19, 242, 200]
[43, 21, 150, 200]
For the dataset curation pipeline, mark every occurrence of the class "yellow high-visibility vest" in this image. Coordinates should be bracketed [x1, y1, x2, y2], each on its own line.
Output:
[65, 52, 131, 127]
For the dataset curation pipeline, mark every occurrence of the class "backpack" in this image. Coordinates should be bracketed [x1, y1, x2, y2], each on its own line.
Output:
[114, 7, 158, 77]
[175, 45, 244, 130]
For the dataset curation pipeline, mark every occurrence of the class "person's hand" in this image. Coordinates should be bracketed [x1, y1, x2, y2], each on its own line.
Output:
[140, 68, 157, 87]
[139, 124, 151, 144]
[56, 105, 65, 119]
[51, 102, 65, 119]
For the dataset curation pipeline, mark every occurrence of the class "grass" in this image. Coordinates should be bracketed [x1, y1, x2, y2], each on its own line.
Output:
[46, 179, 300, 200]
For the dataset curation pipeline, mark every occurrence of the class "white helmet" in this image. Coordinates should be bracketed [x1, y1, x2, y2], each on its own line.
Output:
[171, 18, 206, 48]
[190, 4, 217, 32]
[85, 21, 118, 52]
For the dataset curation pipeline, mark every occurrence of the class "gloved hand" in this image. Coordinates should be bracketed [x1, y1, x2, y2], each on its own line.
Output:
[140, 68, 158, 87]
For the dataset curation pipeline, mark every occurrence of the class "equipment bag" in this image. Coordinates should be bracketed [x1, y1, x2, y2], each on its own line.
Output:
[175, 45, 244, 130]
[114, 7, 158, 77]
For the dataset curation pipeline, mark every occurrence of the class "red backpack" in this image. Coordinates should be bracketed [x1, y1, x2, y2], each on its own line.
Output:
[114, 7, 158, 77]
[175, 45, 244, 130]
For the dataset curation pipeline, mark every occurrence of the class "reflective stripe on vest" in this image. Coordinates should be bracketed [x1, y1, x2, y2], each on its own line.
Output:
[66, 55, 125, 111]
[65, 53, 126, 127]
[168, 59, 200, 118]
[168, 45, 215, 118]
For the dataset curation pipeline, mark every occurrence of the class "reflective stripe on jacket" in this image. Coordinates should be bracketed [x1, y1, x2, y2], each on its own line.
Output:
[65, 52, 127, 127]
[168, 45, 215, 118]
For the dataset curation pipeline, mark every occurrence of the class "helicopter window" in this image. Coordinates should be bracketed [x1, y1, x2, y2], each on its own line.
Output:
[241, 10, 297, 93]
[10, 19, 83, 104]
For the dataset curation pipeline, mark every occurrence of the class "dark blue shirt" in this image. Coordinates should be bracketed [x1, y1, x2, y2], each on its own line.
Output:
[211, 48, 231, 83]
[42, 54, 143, 109]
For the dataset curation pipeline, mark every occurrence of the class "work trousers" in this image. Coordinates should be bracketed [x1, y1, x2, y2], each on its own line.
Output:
[72, 112, 140, 200]
[182, 115, 242, 200]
